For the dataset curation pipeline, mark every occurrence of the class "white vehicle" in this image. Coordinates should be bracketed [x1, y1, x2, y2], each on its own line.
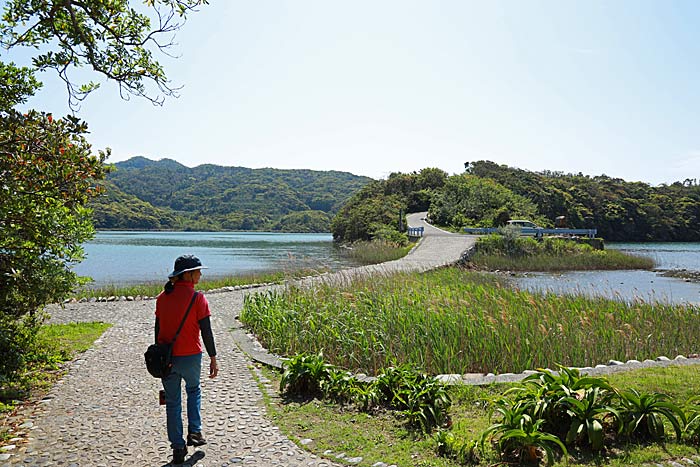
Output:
[506, 219, 542, 236]
[506, 219, 540, 229]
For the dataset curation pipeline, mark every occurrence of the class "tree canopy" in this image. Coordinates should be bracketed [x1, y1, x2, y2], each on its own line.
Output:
[331, 161, 700, 244]
[331, 168, 447, 244]
[465, 160, 700, 241]
[0, 0, 203, 378]
[1, 0, 206, 109]
[428, 174, 543, 228]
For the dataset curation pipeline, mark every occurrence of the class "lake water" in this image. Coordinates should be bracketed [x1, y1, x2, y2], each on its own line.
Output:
[513, 242, 700, 306]
[608, 242, 700, 270]
[76, 233, 700, 305]
[74, 231, 361, 287]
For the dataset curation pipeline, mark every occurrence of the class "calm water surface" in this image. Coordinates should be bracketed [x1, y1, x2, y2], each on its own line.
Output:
[610, 242, 700, 270]
[514, 242, 700, 305]
[74, 231, 360, 287]
[77, 234, 700, 305]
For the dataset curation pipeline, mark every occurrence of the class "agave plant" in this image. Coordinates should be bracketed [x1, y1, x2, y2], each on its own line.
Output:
[616, 388, 686, 442]
[396, 375, 452, 432]
[481, 398, 568, 466]
[508, 365, 616, 441]
[683, 396, 700, 444]
[561, 386, 620, 450]
[279, 352, 336, 396]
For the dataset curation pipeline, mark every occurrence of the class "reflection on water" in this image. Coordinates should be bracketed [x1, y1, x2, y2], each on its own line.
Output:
[608, 242, 700, 271]
[74, 231, 359, 287]
[513, 270, 700, 306]
[78, 234, 700, 304]
[513, 243, 700, 305]
[513, 241, 700, 306]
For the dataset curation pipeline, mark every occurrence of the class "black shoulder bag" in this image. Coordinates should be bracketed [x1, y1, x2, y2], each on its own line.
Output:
[145, 292, 199, 378]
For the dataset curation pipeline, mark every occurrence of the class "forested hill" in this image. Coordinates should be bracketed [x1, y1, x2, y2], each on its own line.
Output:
[463, 160, 700, 242]
[90, 157, 372, 232]
[331, 162, 700, 243]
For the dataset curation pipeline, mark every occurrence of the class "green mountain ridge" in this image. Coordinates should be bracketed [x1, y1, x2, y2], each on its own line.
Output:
[90, 157, 373, 232]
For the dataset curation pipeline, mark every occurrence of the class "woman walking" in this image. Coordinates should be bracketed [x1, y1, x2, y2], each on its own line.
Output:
[155, 255, 219, 465]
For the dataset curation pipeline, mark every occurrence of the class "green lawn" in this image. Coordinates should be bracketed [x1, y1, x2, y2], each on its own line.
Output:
[1, 322, 111, 416]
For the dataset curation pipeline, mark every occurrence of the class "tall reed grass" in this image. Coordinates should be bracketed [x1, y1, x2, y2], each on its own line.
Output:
[340, 240, 414, 265]
[471, 234, 654, 271]
[241, 267, 699, 376]
[72, 268, 324, 299]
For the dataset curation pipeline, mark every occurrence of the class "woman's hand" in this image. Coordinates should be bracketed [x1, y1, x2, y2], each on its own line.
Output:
[209, 356, 219, 379]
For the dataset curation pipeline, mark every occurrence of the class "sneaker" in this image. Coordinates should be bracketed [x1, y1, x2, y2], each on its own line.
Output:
[187, 432, 207, 446]
[172, 446, 187, 465]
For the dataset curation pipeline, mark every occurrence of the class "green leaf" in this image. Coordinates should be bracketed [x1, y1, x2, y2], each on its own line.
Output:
[566, 419, 583, 445]
[586, 418, 604, 450]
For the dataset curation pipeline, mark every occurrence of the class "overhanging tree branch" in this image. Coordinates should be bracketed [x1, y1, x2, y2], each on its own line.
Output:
[1, 0, 207, 110]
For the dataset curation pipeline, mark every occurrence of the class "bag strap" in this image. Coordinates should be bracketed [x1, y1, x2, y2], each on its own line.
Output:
[171, 291, 199, 345]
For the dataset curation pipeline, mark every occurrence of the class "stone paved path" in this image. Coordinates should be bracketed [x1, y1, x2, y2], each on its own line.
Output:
[1, 213, 476, 467]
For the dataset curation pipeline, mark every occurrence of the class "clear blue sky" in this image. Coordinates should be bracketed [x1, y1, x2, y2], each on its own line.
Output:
[9, 0, 700, 184]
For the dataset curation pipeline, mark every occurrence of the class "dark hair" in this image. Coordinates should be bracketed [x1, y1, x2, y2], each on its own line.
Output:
[163, 280, 175, 294]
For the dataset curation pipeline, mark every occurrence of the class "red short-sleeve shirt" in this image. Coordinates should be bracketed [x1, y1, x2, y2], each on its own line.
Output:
[155, 281, 211, 357]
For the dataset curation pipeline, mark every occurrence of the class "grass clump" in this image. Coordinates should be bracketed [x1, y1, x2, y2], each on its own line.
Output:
[471, 234, 654, 271]
[279, 353, 451, 433]
[241, 267, 700, 376]
[1, 322, 111, 406]
[1, 322, 110, 439]
[338, 239, 414, 265]
[71, 268, 326, 299]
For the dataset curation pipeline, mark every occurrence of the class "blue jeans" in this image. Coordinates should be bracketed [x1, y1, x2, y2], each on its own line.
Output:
[162, 353, 202, 449]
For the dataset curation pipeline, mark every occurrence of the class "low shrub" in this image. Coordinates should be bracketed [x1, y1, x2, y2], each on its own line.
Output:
[338, 239, 412, 265]
[0, 313, 42, 380]
[278, 354, 451, 433]
[471, 234, 653, 271]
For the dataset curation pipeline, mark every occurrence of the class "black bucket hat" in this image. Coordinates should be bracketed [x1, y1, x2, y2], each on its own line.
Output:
[168, 255, 208, 278]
